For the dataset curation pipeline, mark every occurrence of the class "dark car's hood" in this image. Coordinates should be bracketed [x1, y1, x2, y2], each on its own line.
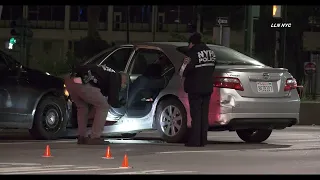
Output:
[24, 67, 59, 78]
[23, 66, 65, 88]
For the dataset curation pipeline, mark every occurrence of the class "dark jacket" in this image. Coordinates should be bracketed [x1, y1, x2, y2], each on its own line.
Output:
[73, 64, 122, 108]
[180, 43, 216, 94]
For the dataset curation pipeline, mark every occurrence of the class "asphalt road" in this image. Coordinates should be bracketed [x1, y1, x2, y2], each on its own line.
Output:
[1, 126, 320, 174]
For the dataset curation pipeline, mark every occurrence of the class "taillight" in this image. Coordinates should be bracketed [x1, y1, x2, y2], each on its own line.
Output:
[284, 78, 297, 91]
[214, 77, 244, 91]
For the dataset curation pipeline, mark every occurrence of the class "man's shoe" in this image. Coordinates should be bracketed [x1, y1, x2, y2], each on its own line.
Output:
[86, 137, 110, 145]
[77, 136, 89, 145]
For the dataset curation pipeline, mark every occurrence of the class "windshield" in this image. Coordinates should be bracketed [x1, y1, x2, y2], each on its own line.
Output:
[81, 46, 117, 66]
[0, 49, 20, 66]
[177, 45, 265, 66]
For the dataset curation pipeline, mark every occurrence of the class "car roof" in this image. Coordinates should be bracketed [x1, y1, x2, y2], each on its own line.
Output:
[117, 42, 224, 71]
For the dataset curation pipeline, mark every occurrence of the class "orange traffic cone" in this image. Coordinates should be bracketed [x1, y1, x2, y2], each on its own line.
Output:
[102, 146, 114, 159]
[42, 145, 53, 158]
[119, 153, 132, 169]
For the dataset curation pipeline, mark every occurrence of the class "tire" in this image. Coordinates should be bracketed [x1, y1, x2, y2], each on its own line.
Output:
[155, 98, 187, 143]
[29, 95, 68, 140]
[121, 133, 137, 138]
[236, 129, 272, 143]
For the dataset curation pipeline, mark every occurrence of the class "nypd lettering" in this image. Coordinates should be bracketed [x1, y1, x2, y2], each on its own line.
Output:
[98, 64, 116, 73]
[197, 50, 216, 63]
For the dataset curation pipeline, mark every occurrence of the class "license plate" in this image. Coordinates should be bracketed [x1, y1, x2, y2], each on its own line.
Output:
[256, 82, 273, 93]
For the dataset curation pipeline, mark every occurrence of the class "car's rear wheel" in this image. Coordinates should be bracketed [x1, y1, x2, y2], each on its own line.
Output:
[236, 129, 272, 143]
[155, 98, 187, 143]
[29, 95, 67, 140]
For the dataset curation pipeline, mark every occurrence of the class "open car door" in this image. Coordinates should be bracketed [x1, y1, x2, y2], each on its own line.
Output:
[124, 47, 175, 118]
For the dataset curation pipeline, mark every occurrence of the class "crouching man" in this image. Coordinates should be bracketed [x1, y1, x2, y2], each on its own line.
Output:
[65, 64, 128, 145]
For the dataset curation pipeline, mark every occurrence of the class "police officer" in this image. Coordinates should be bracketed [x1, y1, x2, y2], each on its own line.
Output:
[65, 64, 128, 145]
[179, 33, 216, 147]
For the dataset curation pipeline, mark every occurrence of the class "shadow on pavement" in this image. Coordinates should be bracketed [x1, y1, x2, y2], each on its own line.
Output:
[132, 137, 290, 150]
[108, 137, 292, 151]
[0, 134, 33, 141]
[206, 140, 291, 150]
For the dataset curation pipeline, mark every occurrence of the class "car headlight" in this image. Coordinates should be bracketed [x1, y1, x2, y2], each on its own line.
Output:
[64, 84, 69, 97]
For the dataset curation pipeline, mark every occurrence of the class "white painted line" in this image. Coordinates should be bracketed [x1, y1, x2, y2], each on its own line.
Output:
[207, 134, 313, 138]
[43, 165, 74, 168]
[280, 139, 320, 143]
[151, 171, 196, 174]
[102, 157, 114, 159]
[111, 172, 138, 175]
[111, 170, 165, 174]
[278, 133, 317, 136]
[2, 167, 127, 174]
[157, 150, 240, 154]
[119, 166, 132, 169]
[156, 145, 320, 154]
[141, 170, 166, 173]
[0, 140, 76, 145]
[75, 166, 101, 169]
[0, 163, 41, 166]
[259, 147, 320, 152]
[0, 167, 69, 173]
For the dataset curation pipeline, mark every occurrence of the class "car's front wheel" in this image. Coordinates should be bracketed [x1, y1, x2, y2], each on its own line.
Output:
[155, 98, 187, 143]
[236, 129, 272, 143]
[29, 95, 68, 140]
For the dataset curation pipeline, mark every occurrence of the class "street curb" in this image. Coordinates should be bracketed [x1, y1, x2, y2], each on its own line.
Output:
[299, 103, 320, 125]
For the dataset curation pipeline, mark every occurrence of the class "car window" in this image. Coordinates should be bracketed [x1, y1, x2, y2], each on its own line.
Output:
[101, 47, 133, 72]
[157, 52, 175, 74]
[176, 45, 264, 66]
[130, 49, 160, 74]
[81, 47, 118, 66]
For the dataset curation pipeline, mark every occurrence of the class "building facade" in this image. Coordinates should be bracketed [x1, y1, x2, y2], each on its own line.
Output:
[0, 5, 245, 70]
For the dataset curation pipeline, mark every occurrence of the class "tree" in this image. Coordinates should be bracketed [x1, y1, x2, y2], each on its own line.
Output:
[74, 6, 110, 63]
[87, 6, 102, 39]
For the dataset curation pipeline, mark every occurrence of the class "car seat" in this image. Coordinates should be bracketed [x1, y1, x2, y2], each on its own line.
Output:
[107, 54, 149, 118]
[130, 64, 165, 108]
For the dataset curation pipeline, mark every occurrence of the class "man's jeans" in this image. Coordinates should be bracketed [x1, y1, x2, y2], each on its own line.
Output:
[64, 77, 109, 138]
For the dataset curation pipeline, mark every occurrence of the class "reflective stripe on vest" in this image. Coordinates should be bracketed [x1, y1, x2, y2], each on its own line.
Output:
[195, 63, 215, 68]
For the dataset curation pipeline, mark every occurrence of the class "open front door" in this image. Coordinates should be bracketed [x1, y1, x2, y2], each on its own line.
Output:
[125, 48, 170, 118]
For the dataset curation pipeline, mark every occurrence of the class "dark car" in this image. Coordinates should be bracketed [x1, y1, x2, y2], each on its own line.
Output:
[0, 50, 70, 140]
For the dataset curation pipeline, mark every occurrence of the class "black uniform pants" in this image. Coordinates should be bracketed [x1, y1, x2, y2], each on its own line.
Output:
[185, 93, 212, 147]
